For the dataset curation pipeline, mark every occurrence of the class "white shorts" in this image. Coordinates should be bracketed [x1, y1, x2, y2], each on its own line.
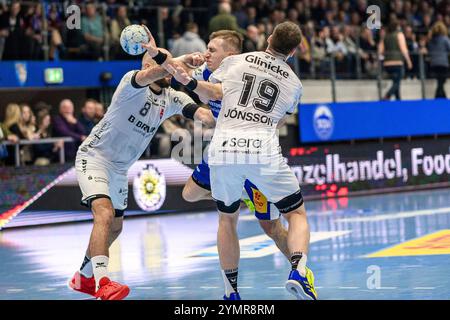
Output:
[75, 155, 128, 211]
[210, 155, 302, 211]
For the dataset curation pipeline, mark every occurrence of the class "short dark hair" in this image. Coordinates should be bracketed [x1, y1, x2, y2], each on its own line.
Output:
[209, 30, 243, 54]
[186, 22, 198, 32]
[270, 22, 302, 55]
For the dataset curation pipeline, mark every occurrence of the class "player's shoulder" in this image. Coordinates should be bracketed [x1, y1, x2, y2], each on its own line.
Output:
[192, 63, 210, 81]
[166, 87, 193, 104]
[122, 70, 138, 82]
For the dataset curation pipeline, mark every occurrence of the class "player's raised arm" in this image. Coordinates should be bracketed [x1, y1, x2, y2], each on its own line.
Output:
[133, 26, 204, 87]
[133, 48, 172, 87]
[168, 90, 215, 127]
[166, 63, 223, 101]
[141, 26, 205, 75]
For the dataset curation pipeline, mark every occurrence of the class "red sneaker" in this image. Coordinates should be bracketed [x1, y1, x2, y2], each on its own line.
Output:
[68, 271, 96, 296]
[94, 277, 130, 300]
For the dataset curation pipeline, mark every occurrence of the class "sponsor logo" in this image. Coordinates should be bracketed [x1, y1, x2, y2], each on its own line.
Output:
[128, 115, 156, 134]
[15, 62, 27, 86]
[245, 54, 289, 78]
[87, 121, 109, 149]
[94, 176, 108, 184]
[366, 230, 450, 258]
[252, 188, 268, 213]
[313, 105, 334, 140]
[223, 108, 274, 126]
[222, 137, 262, 149]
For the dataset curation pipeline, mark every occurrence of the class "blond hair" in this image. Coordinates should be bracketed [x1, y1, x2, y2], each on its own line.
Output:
[4, 103, 21, 129]
[209, 30, 243, 54]
[431, 21, 448, 37]
[19, 103, 36, 139]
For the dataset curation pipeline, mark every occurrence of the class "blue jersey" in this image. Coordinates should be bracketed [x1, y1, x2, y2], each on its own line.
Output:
[192, 64, 222, 119]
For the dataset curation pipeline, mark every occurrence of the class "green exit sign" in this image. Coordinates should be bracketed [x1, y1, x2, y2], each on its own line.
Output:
[44, 68, 64, 84]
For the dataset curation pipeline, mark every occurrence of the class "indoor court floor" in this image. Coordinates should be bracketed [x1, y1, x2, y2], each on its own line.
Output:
[1, 188, 450, 300]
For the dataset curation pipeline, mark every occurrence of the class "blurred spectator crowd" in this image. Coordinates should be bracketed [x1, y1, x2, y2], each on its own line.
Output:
[0, 0, 448, 79]
[0, 98, 105, 165]
[0, 96, 199, 166]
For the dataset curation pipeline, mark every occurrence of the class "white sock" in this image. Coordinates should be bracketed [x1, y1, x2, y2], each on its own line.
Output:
[79, 255, 93, 278]
[221, 269, 237, 297]
[91, 255, 109, 290]
[297, 254, 308, 276]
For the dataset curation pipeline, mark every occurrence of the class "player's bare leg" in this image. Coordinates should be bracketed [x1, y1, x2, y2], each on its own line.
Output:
[70, 199, 129, 300]
[283, 203, 317, 300]
[258, 219, 290, 259]
[217, 209, 241, 300]
[88, 198, 115, 259]
[83, 216, 124, 260]
[182, 177, 211, 202]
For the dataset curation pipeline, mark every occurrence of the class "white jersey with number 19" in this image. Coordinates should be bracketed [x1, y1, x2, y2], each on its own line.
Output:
[207, 51, 302, 165]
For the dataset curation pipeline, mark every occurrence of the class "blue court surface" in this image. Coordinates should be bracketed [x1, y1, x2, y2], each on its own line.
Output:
[1, 188, 450, 300]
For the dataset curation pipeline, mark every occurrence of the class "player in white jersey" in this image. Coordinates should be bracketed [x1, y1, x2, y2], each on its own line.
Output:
[162, 22, 317, 300]
[143, 30, 294, 294]
[177, 31, 290, 259]
[68, 40, 215, 300]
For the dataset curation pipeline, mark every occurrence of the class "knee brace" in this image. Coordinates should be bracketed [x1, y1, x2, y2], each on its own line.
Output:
[275, 189, 304, 214]
[216, 199, 241, 214]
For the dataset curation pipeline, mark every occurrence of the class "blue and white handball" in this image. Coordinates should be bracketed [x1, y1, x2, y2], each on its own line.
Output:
[120, 24, 149, 56]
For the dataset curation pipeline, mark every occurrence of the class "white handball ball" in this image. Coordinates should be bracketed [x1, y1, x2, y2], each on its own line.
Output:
[120, 25, 149, 56]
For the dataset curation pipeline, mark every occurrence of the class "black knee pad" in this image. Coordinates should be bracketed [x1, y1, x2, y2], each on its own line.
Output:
[275, 189, 304, 214]
[216, 199, 241, 213]
[114, 209, 125, 218]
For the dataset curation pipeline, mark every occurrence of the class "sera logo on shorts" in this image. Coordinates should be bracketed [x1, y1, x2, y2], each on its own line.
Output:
[313, 105, 334, 140]
[222, 137, 262, 148]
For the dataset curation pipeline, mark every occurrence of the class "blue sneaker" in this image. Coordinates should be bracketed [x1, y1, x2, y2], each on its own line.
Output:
[285, 267, 318, 300]
[223, 292, 241, 300]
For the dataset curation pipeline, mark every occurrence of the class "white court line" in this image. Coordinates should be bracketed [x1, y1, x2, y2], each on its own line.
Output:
[338, 287, 360, 289]
[413, 287, 435, 290]
[167, 287, 186, 289]
[200, 286, 219, 289]
[135, 287, 154, 290]
[267, 287, 284, 289]
[6, 289, 24, 293]
[238, 286, 253, 289]
[336, 207, 450, 223]
[38, 288, 56, 292]
[376, 287, 397, 290]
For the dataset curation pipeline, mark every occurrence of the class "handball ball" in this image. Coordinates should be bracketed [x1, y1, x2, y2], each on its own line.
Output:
[120, 25, 149, 56]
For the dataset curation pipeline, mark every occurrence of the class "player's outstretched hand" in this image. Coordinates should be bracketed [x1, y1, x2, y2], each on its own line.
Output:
[166, 63, 192, 85]
[183, 52, 205, 68]
[140, 25, 158, 57]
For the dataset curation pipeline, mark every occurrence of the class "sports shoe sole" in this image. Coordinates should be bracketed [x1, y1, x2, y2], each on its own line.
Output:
[98, 286, 130, 300]
[67, 278, 96, 296]
[285, 280, 315, 300]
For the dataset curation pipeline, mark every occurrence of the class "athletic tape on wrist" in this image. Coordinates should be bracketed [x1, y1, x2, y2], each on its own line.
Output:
[186, 78, 198, 91]
[153, 50, 168, 64]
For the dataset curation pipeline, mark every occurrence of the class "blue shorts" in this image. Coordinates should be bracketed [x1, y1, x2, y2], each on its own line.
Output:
[191, 160, 280, 221]
[191, 159, 211, 191]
